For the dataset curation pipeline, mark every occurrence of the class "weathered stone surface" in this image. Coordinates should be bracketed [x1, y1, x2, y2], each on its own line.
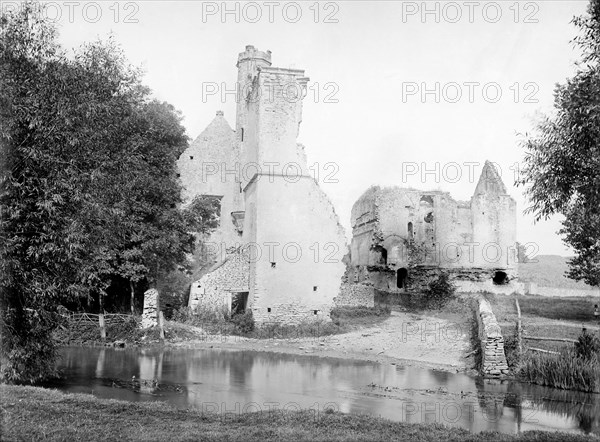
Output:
[183, 47, 348, 325]
[476, 299, 509, 377]
[141, 289, 159, 329]
[189, 246, 249, 315]
[335, 283, 375, 308]
[346, 161, 518, 294]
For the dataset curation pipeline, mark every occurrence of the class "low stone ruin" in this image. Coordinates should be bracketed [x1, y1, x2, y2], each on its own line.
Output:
[476, 298, 509, 377]
[335, 283, 375, 307]
[141, 288, 159, 328]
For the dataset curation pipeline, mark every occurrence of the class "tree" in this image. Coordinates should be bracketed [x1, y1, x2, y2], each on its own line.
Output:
[0, 2, 195, 382]
[517, 0, 600, 286]
[516, 242, 531, 264]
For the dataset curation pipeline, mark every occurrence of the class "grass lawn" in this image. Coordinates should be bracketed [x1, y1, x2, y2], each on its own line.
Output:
[519, 255, 598, 291]
[484, 293, 600, 355]
[1, 385, 598, 441]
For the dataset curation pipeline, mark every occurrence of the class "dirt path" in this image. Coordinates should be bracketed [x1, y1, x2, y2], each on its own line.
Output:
[170, 310, 475, 373]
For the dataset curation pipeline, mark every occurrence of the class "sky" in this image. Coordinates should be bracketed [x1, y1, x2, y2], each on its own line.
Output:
[11, 0, 592, 256]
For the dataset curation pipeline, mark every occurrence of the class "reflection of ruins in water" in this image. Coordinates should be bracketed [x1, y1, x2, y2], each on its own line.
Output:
[50, 347, 599, 436]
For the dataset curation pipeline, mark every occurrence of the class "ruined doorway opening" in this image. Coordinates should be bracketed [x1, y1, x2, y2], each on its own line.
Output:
[492, 271, 508, 285]
[380, 247, 388, 265]
[397, 268, 408, 290]
[408, 222, 413, 238]
[231, 292, 249, 315]
[372, 246, 387, 266]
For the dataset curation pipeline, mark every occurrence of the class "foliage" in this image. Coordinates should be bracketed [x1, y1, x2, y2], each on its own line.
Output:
[517, 0, 600, 287]
[422, 272, 456, 309]
[519, 346, 600, 393]
[0, 3, 196, 382]
[574, 328, 600, 360]
[0, 307, 61, 383]
[182, 195, 222, 235]
[230, 310, 255, 335]
[503, 325, 522, 370]
[404, 239, 429, 267]
[53, 316, 141, 346]
[515, 242, 531, 264]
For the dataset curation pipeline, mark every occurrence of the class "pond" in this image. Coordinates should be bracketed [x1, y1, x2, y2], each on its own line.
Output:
[43, 347, 600, 436]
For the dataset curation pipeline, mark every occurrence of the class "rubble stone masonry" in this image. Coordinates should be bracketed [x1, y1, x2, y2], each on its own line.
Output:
[476, 298, 509, 377]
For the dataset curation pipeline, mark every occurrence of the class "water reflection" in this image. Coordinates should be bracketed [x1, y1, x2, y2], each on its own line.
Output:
[45, 347, 600, 436]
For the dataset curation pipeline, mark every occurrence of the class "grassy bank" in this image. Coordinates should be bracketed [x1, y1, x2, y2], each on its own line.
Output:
[482, 293, 600, 392]
[54, 306, 392, 346]
[520, 348, 600, 393]
[1, 385, 597, 442]
[484, 293, 599, 354]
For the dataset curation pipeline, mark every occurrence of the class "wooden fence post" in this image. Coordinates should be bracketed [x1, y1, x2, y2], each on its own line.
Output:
[515, 298, 522, 359]
[158, 311, 165, 340]
[99, 313, 106, 341]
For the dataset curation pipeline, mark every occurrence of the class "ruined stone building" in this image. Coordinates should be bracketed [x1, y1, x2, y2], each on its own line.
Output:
[177, 46, 347, 324]
[177, 47, 521, 321]
[341, 161, 521, 297]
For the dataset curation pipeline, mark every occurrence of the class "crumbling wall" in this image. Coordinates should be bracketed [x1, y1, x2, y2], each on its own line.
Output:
[177, 111, 242, 248]
[240, 51, 348, 325]
[335, 283, 375, 307]
[188, 247, 249, 314]
[347, 162, 519, 296]
[476, 298, 509, 377]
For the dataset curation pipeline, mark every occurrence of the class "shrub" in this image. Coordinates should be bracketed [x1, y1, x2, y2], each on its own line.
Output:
[574, 329, 600, 360]
[231, 310, 255, 335]
[1, 307, 60, 383]
[503, 325, 522, 369]
[422, 272, 456, 309]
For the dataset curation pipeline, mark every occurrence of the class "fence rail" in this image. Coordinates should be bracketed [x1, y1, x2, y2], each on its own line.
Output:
[65, 312, 136, 325]
[523, 336, 578, 344]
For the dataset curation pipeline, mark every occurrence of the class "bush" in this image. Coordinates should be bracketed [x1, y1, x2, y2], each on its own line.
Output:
[574, 329, 600, 360]
[503, 325, 522, 370]
[231, 310, 255, 335]
[422, 272, 456, 309]
[1, 307, 61, 383]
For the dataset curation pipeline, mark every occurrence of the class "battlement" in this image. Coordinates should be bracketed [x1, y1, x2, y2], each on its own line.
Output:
[236, 45, 272, 67]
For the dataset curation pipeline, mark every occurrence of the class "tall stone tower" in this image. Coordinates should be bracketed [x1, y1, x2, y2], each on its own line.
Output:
[235, 46, 272, 159]
[238, 46, 347, 324]
[470, 161, 517, 276]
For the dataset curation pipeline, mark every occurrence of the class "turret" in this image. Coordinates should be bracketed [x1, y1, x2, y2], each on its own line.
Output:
[235, 45, 272, 150]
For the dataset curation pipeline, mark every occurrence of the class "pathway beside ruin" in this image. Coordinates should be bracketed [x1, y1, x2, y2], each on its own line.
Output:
[175, 310, 475, 373]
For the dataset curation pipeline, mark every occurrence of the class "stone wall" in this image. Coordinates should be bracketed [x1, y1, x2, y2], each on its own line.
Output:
[475, 298, 509, 377]
[177, 111, 242, 249]
[350, 265, 522, 296]
[455, 280, 524, 295]
[335, 283, 375, 307]
[141, 288, 158, 328]
[239, 49, 348, 325]
[188, 247, 249, 314]
[348, 162, 518, 284]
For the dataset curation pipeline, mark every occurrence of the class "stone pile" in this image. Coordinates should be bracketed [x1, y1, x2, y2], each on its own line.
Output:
[476, 299, 509, 377]
[141, 288, 159, 328]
